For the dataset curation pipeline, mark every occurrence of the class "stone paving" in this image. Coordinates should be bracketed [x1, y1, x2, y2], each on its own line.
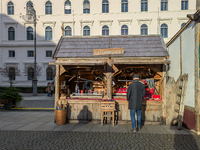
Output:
[0, 130, 200, 150]
[0, 111, 200, 150]
[20, 93, 54, 108]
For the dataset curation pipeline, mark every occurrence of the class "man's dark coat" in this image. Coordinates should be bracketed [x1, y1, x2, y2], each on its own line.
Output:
[127, 79, 146, 110]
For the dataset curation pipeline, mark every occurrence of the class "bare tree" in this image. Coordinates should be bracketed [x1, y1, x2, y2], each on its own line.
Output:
[1, 65, 21, 87]
[23, 64, 42, 87]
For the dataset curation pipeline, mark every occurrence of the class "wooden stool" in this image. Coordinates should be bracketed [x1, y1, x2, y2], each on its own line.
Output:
[101, 101, 115, 126]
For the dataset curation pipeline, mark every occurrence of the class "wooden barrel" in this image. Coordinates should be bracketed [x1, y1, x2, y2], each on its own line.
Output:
[55, 109, 67, 125]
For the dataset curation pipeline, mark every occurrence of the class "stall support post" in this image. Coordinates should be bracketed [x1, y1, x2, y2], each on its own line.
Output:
[162, 64, 167, 125]
[54, 65, 60, 122]
[106, 58, 113, 100]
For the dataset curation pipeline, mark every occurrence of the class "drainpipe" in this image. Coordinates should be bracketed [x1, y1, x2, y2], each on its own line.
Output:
[166, 61, 168, 83]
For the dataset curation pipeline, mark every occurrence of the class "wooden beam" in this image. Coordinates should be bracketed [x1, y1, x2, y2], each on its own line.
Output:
[148, 66, 162, 77]
[106, 58, 113, 100]
[162, 65, 167, 125]
[112, 64, 119, 75]
[54, 65, 60, 122]
[49, 61, 106, 66]
[60, 65, 66, 76]
[113, 61, 170, 65]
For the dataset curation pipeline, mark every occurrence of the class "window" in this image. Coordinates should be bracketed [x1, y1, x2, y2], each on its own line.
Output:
[27, 50, 34, 57]
[8, 27, 15, 41]
[141, 24, 148, 35]
[102, 25, 109, 36]
[46, 51, 52, 57]
[83, 0, 90, 14]
[9, 67, 15, 80]
[45, 26, 52, 40]
[45, 1, 52, 14]
[83, 26, 90, 36]
[9, 50, 15, 57]
[181, 0, 188, 10]
[181, 23, 186, 28]
[121, 0, 128, 12]
[161, 0, 168, 11]
[7, 1, 14, 15]
[141, 0, 148, 12]
[102, 0, 109, 13]
[65, 0, 71, 14]
[65, 26, 72, 36]
[27, 27, 33, 40]
[26, 1, 33, 14]
[161, 23, 168, 38]
[121, 25, 128, 35]
[27, 67, 34, 80]
[46, 67, 53, 80]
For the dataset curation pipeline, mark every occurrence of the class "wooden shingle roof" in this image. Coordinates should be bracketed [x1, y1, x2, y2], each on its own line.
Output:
[52, 35, 168, 58]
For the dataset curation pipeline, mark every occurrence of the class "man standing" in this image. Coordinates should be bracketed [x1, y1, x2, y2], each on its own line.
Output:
[127, 74, 145, 132]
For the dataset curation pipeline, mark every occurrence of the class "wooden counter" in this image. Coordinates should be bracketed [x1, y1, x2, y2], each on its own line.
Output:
[58, 99, 164, 124]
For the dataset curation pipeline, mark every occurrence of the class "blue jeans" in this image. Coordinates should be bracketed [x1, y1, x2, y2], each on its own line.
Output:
[130, 109, 142, 129]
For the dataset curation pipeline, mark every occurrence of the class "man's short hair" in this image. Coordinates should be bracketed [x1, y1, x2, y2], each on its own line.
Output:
[133, 74, 139, 79]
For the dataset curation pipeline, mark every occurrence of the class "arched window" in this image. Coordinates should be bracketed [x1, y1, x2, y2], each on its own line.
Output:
[121, 25, 128, 35]
[65, 0, 71, 14]
[9, 67, 15, 81]
[161, 0, 168, 11]
[121, 0, 128, 12]
[83, 0, 90, 14]
[141, 24, 148, 35]
[27, 27, 33, 40]
[26, 1, 33, 14]
[45, 1, 52, 14]
[141, 0, 148, 12]
[46, 67, 53, 80]
[27, 67, 34, 80]
[83, 26, 90, 36]
[102, 25, 109, 36]
[181, 23, 186, 28]
[102, 0, 109, 13]
[7, 1, 14, 15]
[45, 26, 52, 40]
[161, 23, 168, 38]
[65, 26, 72, 36]
[8, 27, 15, 40]
[181, 0, 188, 10]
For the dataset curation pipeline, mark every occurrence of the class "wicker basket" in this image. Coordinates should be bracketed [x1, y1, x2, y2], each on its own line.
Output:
[55, 109, 67, 125]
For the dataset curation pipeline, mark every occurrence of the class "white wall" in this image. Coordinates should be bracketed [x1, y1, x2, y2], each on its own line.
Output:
[168, 21, 196, 108]
[168, 36, 181, 81]
[181, 22, 195, 107]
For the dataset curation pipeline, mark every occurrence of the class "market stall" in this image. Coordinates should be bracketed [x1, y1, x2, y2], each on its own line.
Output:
[50, 35, 170, 124]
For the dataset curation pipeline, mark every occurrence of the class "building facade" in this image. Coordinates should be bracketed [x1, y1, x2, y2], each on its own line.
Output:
[0, 0, 196, 87]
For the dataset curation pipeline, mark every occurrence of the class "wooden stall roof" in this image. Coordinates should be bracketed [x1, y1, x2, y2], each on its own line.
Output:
[52, 35, 169, 58]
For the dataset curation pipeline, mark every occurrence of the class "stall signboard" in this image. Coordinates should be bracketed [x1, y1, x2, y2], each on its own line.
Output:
[93, 48, 124, 56]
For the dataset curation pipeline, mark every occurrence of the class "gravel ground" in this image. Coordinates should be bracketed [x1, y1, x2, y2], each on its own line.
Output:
[0, 130, 200, 150]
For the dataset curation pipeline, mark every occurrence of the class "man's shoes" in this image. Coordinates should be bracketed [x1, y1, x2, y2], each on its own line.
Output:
[132, 129, 137, 132]
[131, 128, 136, 132]
[138, 126, 141, 131]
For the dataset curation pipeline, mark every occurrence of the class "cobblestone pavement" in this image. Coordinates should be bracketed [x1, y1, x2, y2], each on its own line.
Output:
[0, 130, 200, 150]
